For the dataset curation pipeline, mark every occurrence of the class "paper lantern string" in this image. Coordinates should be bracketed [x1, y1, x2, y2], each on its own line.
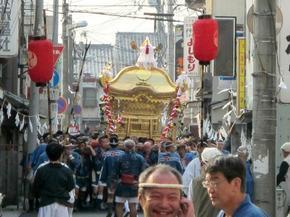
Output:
[15, 113, 20, 127]
[19, 117, 25, 131]
[0, 109, 3, 125]
[6, 102, 11, 119]
[0, 98, 49, 135]
[29, 119, 33, 133]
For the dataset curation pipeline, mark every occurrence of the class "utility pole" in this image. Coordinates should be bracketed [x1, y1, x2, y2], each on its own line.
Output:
[252, 0, 276, 216]
[62, 0, 70, 131]
[50, 0, 59, 134]
[167, 0, 175, 80]
[27, 0, 43, 153]
[52, 0, 59, 43]
[156, 0, 165, 33]
[68, 15, 74, 86]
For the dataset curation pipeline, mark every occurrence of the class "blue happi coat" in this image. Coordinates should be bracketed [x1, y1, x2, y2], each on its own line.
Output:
[99, 147, 124, 188]
[115, 151, 147, 198]
[158, 151, 184, 174]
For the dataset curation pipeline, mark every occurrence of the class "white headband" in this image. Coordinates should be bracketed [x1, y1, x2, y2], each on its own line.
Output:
[138, 183, 184, 189]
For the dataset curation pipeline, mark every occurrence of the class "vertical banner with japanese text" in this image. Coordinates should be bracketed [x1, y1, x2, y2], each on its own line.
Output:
[0, 0, 20, 57]
[237, 38, 245, 115]
[183, 16, 199, 76]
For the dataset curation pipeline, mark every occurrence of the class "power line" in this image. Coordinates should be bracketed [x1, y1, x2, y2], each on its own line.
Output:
[45, 4, 161, 7]
[69, 9, 183, 23]
[44, 8, 183, 22]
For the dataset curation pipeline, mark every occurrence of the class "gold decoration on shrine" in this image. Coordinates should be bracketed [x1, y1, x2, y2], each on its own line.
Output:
[108, 66, 176, 141]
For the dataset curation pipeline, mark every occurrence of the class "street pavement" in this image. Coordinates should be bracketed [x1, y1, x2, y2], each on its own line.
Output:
[1, 208, 143, 217]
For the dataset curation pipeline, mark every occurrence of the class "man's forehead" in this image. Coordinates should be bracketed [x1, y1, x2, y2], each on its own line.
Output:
[205, 172, 224, 180]
[148, 170, 178, 183]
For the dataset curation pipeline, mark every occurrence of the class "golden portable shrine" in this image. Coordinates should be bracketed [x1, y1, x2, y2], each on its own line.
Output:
[108, 65, 177, 141]
[99, 37, 190, 141]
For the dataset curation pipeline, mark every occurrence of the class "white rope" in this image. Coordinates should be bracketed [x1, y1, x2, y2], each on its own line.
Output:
[139, 183, 185, 189]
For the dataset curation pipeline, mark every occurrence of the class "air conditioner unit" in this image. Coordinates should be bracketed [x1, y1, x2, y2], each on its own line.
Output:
[185, 0, 205, 9]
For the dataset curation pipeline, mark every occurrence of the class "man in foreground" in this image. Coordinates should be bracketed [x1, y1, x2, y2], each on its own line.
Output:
[138, 164, 194, 217]
[203, 155, 268, 217]
[33, 142, 75, 217]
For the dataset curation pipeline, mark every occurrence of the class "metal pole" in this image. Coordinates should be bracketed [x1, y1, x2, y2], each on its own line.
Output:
[167, 0, 175, 81]
[200, 64, 205, 141]
[252, 0, 276, 215]
[27, 0, 43, 153]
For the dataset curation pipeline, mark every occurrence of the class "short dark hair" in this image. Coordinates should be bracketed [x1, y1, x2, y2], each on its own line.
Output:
[146, 138, 155, 145]
[205, 155, 246, 192]
[99, 135, 108, 143]
[46, 142, 64, 161]
[138, 164, 182, 195]
[197, 141, 208, 148]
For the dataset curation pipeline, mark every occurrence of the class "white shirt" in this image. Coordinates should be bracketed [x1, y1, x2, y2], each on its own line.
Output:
[182, 157, 201, 195]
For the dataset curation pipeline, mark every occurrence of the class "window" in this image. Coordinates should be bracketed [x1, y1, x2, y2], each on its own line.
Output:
[83, 88, 97, 107]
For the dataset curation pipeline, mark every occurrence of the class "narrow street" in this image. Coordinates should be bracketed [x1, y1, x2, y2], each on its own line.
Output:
[2, 210, 144, 217]
[2, 208, 144, 217]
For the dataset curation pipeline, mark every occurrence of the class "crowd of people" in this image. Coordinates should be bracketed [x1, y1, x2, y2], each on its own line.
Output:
[25, 130, 269, 217]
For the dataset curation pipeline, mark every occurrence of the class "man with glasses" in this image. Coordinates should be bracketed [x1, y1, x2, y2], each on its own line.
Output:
[188, 147, 221, 217]
[203, 156, 268, 217]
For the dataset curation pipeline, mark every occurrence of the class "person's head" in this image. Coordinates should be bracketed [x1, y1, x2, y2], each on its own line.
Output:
[146, 138, 155, 146]
[124, 139, 135, 151]
[236, 145, 249, 162]
[46, 142, 64, 161]
[159, 141, 167, 152]
[143, 141, 152, 154]
[185, 139, 197, 152]
[207, 139, 217, 148]
[183, 152, 193, 166]
[76, 135, 88, 148]
[109, 135, 119, 147]
[138, 164, 183, 217]
[216, 140, 225, 151]
[177, 144, 187, 157]
[281, 142, 290, 158]
[197, 141, 208, 155]
[89, 139, 98, 149]
[165, 142, 176, 152]
[135, 142, 143, 152]
[63, 141, 77, 155]
[99, 135, 110, 149]
[40, 133, 50, 143]
[203, 156, 246, 209]
[201, 147, 222, 170]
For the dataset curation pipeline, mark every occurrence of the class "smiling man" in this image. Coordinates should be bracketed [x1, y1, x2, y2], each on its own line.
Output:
[203, 156, 268, 217]
[138, 164, 194, 217]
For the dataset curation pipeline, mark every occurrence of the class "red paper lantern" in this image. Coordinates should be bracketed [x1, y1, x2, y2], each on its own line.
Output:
[28, 38, 54, 86]
[193, 15, 218, 65]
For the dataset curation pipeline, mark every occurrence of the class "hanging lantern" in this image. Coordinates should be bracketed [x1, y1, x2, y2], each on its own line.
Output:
[28, 37, 54, 86]
[193, 15, 218, 65]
